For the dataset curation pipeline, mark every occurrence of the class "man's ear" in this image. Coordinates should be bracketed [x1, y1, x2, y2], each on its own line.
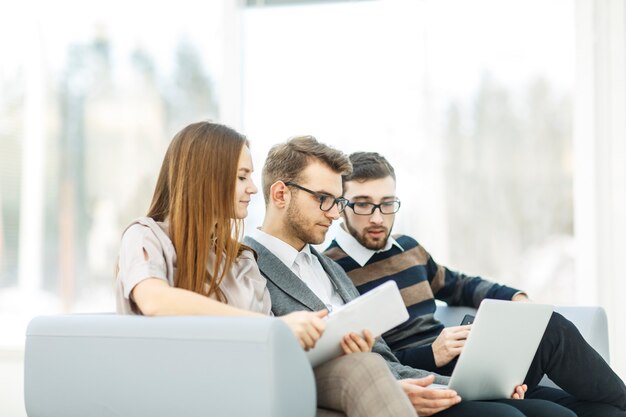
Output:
[269, 181, 290, 209]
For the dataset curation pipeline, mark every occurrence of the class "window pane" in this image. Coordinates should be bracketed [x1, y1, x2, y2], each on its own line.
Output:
[243, 0, 575, 303]
[0, 1, 230, 319]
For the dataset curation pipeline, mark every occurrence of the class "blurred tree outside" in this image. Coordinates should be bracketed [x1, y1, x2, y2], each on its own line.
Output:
[0, 27, 220, 312]
[443, 74, 574, 302]
[0, 74, 24, 288]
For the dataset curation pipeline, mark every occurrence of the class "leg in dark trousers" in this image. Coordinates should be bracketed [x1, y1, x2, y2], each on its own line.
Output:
[434, 398, 576, 417]
[527, 386, 626, 417]
[524, 312, 626, 410]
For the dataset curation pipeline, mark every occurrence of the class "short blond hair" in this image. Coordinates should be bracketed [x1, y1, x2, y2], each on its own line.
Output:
[262, 135, 352, 204]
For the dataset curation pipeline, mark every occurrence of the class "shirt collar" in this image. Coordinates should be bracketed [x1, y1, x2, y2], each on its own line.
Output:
[250, 227, 312, 269]
[334, 222, 403, 267]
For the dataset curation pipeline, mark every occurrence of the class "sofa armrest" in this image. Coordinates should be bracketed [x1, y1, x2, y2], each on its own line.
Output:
[24, 315, 316, 417]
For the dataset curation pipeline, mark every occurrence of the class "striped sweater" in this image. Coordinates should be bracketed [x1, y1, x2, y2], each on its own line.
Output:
[324, 235, 519, 369]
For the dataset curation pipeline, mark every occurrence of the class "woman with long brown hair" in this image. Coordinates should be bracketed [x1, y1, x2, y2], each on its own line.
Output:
[115, 121, 417, 417]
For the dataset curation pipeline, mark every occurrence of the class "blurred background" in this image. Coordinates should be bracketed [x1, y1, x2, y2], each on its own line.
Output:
[1, 0, 625, 415]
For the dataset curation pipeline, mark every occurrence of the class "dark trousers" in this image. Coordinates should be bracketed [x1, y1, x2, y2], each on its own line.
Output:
[527, 386, 625, 417]
[437, 398, 577, 417]
[523, 313, 626, 417]
[396, 312, 626, 416]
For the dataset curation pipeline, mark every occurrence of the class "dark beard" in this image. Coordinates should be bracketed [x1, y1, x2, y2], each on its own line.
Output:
[344, 220, 390, 250]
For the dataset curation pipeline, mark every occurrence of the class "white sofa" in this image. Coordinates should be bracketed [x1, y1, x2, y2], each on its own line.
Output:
[24, 315, 317, 417]
[24, 306, 610, 417]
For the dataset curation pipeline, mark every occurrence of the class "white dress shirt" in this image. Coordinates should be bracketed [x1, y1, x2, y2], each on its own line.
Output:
[250, 228, 345, 311]
[334, 222, 404, 267]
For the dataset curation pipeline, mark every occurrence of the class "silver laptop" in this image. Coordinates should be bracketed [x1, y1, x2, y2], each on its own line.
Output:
[433, 299, 553, 401]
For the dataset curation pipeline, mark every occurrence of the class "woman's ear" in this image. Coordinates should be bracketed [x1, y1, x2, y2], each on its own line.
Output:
[269, 181, 290, 209]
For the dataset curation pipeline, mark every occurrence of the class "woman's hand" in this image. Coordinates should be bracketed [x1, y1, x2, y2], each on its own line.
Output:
[340, 329, 375, 354]
[511, 384, 527, 399]
[280, 310, 328, 351]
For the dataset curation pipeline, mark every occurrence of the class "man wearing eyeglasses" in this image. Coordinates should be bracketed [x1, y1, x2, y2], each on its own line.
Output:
[243, 137, 592, 417]
[324, 151, 626, 417]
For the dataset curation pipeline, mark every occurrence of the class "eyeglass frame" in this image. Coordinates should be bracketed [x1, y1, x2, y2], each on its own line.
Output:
[283, 181, 348, 213]
[346, 199, 402, 215]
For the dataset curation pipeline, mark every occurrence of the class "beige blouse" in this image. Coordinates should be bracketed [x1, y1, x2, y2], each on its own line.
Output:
[116, 217, 272, 316]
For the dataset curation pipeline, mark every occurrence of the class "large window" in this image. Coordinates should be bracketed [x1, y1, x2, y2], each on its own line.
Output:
[0, 0, 231, 337]
[1, 6, 624, 415]
[242, 0, 575, 303]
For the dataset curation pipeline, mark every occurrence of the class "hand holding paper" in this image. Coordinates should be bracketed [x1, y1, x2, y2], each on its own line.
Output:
[306, 281, 409, 366]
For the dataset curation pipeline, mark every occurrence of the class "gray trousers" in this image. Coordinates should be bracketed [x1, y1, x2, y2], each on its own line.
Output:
[314, 352, 417, 417]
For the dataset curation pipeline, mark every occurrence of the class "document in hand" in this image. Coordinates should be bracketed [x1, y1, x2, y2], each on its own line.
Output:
[306, 280, 409, 367]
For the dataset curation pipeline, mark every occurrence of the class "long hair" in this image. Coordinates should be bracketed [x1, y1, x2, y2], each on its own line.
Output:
[148, 121, 248, 302]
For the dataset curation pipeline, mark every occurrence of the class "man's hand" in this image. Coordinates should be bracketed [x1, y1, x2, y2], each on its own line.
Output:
[279, 310, 328, 351]
[340, 329, 375, 354]
[511, 384, 527, 399]
[399, 375, 461, 416]
[431, 325, 471, 367]
[512, 293, 530, 302]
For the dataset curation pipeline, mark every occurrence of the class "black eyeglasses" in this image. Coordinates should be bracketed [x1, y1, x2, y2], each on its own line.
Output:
[346, 199, 401, 215]
[284, 182, 348, 213]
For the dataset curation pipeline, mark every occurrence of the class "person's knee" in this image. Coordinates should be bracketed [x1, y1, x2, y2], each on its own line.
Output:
[340, 352, 390, 380]
[543, 312, 581, 346]
[538, 401, 577, 417]
[498, 398, 577, 417]
[547, 312, 575, 333]
[320, 353, 395, 400]
[450, 402, 526, 417]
